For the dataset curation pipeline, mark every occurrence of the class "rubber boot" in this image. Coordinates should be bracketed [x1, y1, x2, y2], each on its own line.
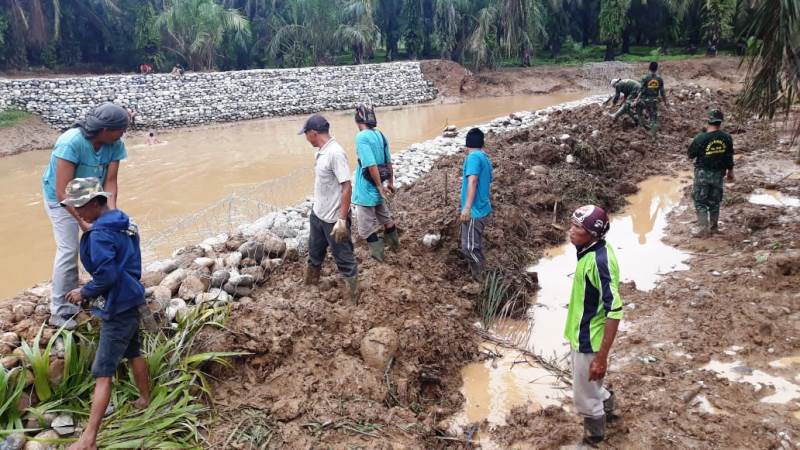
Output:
[304, 265, 321, 285]
[384, 228, 401, 250]
[368, 239, 385, 262]
[342, 276, 359, 304]
[709, 210, 720, 234]
[583, 415, 606, 446]
[691, 211, 710, 237]
[604, 390, 620, 422]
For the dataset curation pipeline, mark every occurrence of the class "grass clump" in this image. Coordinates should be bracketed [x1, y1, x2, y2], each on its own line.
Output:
[0, 305, 244, 448]
[476, 269, 523, 329]
[0, 109, 31, 129]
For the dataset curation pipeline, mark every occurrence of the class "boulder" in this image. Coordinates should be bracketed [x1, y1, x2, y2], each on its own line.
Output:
[140, 271, 165, 288]
[193, 257, 215, 268]
[210, 270, 230, 288]
[1, 356, 20, 369]
[145, 259, 178, 274]
[195, 289, 231, 305]
[222, 282, 253, 298]
[165, 299, 189, 322]
[152, 286, 172, 304]
[224, 251, 242, 268]
[238, 241, 267, 263]
[0, 332, 20, 355]
[360, 327, 399, 370]
[23, 430, 59, 450]
[11, 302, 35, 322]
[178, 275, 208, 301]
[47, 358, 65, 385]
[51, 414, 75, 436]
[260, 258, 283, 273]
[240, 267, 266, 285]
[0, 433, 25, 450]
[159, 268, 187, 294]
[253, 230, 287, 258]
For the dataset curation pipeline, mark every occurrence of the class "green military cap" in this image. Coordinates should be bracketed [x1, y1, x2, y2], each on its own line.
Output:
[708, 109, 724, 124]
[59, 177, 112, 208]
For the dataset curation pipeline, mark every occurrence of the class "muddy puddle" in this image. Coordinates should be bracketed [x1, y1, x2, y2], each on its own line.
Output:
[0, 92, 585, 299]
[451, 173, 693, 439]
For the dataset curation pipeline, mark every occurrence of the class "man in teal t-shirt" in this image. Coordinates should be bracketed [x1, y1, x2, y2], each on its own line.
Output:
[563, 205, 622, 445]
[41, 102, 129, 329]
[459, 128, 493, 280]
[351, 105, 400, 262]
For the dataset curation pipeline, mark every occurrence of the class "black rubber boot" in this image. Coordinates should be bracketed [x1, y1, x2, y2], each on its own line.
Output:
[604, 391, 620, 422]
[304, 265, 321, 285]
[583, 415, 606, 446]
[342, 276, 359, 304]
[709, 211, 720, 234]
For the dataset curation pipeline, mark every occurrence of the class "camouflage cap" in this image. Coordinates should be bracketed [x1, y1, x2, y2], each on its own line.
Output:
[59, 177, 112, 208]
[708, 109, 724, 124]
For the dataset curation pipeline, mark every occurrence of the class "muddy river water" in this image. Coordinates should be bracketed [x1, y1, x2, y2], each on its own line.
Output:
[0, 92, 584, 300]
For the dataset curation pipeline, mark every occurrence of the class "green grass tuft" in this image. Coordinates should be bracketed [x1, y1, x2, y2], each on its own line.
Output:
[0, 109, 32, 129]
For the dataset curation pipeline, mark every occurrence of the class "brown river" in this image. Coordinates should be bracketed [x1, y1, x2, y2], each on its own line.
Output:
[0, 92, 584, 300]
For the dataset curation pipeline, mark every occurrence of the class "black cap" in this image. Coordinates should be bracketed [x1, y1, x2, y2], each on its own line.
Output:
[708, 109, 724, 124]
[466, 128, 484, 149]
[298, 114, 330, 134]
[649, 61, 659, 72]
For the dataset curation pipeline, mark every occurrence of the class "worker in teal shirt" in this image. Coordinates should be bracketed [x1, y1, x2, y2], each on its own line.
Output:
[41, 102, 129, 329]
[459, 128, 493, 280]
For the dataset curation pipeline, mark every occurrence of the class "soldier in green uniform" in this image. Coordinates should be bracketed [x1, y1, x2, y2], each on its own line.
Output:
[634, 61, 669, 138]
[604, 78, 643, 126]
[688, 109, 734, 236]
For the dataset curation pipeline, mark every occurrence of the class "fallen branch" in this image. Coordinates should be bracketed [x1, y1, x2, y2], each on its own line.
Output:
[476, 329, 573, 385]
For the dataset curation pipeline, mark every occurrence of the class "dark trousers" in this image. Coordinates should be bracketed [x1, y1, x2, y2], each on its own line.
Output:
[308, 213, 358, 278]
[460, 215, 490, 279]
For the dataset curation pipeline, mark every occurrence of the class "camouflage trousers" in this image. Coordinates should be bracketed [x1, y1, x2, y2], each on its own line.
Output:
[693, 167, 725, 215]
[612, 100, 644, 125]
[643, 99, 659, 137]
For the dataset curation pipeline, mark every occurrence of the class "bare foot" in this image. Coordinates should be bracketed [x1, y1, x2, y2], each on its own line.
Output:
[134, 396, 150, 410]
[67, 436, 97, 450]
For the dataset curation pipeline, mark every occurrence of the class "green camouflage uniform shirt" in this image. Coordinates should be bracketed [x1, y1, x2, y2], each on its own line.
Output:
[688, 130, 734, 214]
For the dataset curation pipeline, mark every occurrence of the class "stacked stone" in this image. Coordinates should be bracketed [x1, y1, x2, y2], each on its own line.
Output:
[0, 62, 437, 129]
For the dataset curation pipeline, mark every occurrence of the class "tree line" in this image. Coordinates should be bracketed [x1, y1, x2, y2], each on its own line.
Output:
[0, 0, 765, 72]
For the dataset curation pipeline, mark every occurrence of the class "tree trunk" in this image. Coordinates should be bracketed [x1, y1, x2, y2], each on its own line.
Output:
[521, 47, 531, 67]
[622, 29, 631, 54]
[550, 36, 562, 58]
[604, 42, 615, 61]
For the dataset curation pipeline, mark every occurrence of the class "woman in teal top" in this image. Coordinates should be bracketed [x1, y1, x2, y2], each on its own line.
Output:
[41, 102, 130, 329]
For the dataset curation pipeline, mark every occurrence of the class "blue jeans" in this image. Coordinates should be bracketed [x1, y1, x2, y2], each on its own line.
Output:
[45, 202, 81, 319]
[92, 307, 142, 378]
[307, 213, 358, 278]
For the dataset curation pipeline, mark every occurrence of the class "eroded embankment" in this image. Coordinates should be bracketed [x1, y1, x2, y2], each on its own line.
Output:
[197, 86, 757, 448]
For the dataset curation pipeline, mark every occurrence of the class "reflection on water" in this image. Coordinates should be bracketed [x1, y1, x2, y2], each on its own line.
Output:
[0, 92, 585, 300]
[748, 189, 800, 208]
[456, 174, 691, 430]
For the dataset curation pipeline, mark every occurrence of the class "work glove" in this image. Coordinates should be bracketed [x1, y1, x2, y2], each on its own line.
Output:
[331, 218, 349, 242]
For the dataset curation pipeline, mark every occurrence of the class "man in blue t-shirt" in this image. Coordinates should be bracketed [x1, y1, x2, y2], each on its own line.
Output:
[41, 102, 129, 330]
[351, 105, 400, 262]
[459, 128, 493, 280]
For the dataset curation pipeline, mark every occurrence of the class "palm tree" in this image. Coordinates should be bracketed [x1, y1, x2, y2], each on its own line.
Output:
[736, 0, 800, 138]
[268, 0, 339, 66]
[335, 0, 380, 64]
[466, 4, 499, 69]
[496, 0, 546, 66]
[157, 0, 251, 70]
[598, 0, 631, 60]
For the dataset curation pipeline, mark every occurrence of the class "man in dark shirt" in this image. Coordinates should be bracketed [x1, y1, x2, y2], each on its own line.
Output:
[688, 109, 734, 236]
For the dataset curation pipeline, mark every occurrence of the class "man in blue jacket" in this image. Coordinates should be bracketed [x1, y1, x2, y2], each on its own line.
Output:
[60, 177, 150, 450]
